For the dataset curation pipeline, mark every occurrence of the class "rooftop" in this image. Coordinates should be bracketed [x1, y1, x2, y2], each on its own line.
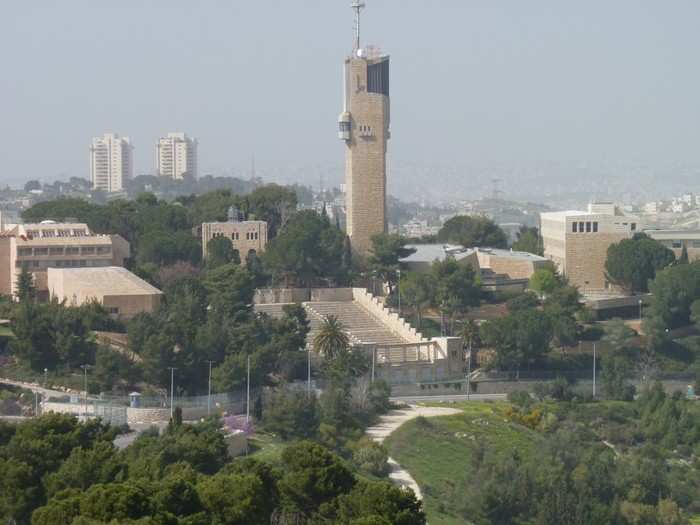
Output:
[476, 247, 547, 262]
[49, 267, 162, 296]
[401, 244, 475, 264]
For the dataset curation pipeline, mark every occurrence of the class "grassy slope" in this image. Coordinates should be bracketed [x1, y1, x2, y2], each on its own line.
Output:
[0, 326, 14, 338]
[384, 402, 540, 525]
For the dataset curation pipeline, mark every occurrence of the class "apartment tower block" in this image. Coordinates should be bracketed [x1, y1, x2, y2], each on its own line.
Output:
[157, 132, 198, 179]
[339, 1, 390, 255]
[90, 133, 133, 193]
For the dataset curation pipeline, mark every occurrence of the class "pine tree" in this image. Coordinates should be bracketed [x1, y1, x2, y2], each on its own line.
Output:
[679, 244, 689, 264]
[15, 266, 36, 302]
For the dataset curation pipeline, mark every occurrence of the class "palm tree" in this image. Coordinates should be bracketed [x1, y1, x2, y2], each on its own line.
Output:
[313, 315, 350, 359]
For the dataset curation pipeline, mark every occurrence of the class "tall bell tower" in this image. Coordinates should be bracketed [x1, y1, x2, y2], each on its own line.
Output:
[339, 1, 390, 256]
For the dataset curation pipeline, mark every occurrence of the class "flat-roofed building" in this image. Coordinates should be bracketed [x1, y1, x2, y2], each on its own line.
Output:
[0, 221, 130, 299]
[400, 244, 479, 273]
[48, 267, 162, 319]
[645, 229, 700, 261]
[541, 203, 641, 291]
[475, 247, 549, 280]
[200, 220, 268, 263]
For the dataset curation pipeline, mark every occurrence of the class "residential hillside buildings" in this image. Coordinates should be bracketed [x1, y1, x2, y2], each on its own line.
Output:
[157, 132, 198, 180]
[541, 202, 640, 291]
[0, 220, 130, 299]
[90, 133, 133, 192]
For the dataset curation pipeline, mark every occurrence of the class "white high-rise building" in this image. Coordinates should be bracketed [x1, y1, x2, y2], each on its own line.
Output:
[156, 132, 198, 179]
[90, 133, 133, 193]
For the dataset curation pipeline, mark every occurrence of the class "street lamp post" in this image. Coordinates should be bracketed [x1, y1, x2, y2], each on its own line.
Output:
[397, 269, 402, 315]
[43, 368, 48, 387]
[466, 336, 472, 400]
[207, 361, 214, 417]
[307, 347, 312, 398]
[592, 343, 597, 398]
[246, 355, 251, 424]
[168, 367, 177, 421]
[80, 364, 91, 418]
[639, 299, 643, 322]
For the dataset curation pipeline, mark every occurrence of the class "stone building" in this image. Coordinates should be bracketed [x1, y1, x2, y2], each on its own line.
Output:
[338, 2, 390, 256]
[48, 266, 162, 319]
[200, 220, 268, 263]
[0, 221, 130, 299]
[645, 229, 700, 261]
[541, 202, 640, 291]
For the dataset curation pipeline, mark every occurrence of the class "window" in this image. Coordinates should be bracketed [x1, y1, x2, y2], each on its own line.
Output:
[96, 246, 111, 254]
[586, 222, 592, 232]
[17, 248, 32, 256]
[593, 222, 598, 233]
[572, 222, 578, 233]
[65, 247, 79, 255]
[692, 240, 700, 248]
[631, 223, 637, 231]
[672, 240, 682, 249]
[33, 248, 48, 256]
[49, 247, 63, 255]
[81, 247, 95, 255]
[579, 222, 584, 232]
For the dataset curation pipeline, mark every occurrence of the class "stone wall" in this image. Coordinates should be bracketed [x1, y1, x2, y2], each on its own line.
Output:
[352, 288, 424, 343]
[254, 288, 355, 304]
[310, 288, 353, 302]
[254, 288, 310, 304]
[565, 232, 629, 290]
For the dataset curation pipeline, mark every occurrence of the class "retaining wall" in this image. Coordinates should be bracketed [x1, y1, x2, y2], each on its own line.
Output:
[352, 288, 424, 343]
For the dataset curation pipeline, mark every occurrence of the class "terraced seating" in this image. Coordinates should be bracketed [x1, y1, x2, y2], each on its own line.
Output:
[303, 301, 409, 346]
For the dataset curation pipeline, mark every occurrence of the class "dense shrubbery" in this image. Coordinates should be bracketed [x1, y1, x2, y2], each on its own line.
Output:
[457, 386, 700, 524]
[0, 415, 424, 525]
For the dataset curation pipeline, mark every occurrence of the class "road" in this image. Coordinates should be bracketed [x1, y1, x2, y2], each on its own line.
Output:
[366, 405, 463, 501]
[0, 377, 69, 398]
[391, 393, 506, 404]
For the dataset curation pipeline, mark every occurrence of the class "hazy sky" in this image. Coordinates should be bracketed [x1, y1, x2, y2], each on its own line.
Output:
[2, 1, 700, 196]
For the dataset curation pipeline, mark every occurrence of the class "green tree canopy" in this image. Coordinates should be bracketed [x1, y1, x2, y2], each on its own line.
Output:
[437, 215, 508, 248]
[511, 226, 543, 255]
[263, 210, 348, 287]
[367, 234, 416, 294]
[605, 234, 676, 293]
[205, 236, 238, 269]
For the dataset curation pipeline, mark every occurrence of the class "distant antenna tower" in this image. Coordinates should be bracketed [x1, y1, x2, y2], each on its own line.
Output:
[491, 178, 503, 200]
[351, 1, 366, 53]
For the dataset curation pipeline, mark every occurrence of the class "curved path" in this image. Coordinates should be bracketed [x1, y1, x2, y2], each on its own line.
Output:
[366, 405, 462, 500]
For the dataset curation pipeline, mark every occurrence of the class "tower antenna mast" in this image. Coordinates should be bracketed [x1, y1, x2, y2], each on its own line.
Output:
[351, 1, 366, 53]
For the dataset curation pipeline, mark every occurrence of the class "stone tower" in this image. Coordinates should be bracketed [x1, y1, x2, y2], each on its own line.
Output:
[339, 1, 390, 256]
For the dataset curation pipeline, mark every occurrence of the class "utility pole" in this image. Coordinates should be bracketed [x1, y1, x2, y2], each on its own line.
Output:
[207, 361, 214, 416]
[371, 346, 376, 383]
[639, 299, 643, 322]
[168, 367, 177, 420]
[592, 343, 597, 398]
[246, 355, 251, 424]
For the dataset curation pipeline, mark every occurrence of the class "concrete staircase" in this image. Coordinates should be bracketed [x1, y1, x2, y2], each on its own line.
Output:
[303, 301, 410, 347]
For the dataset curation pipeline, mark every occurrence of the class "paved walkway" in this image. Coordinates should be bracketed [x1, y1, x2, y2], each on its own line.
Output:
[0, 377, 69, 398]
[366, 405, 462, 500]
